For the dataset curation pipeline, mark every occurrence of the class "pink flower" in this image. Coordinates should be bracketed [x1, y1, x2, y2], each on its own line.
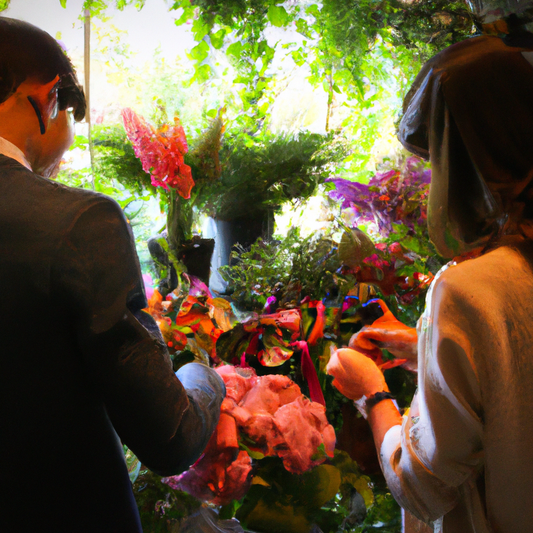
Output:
[122, 108, 195, 198]
[218, 366, 335, 474]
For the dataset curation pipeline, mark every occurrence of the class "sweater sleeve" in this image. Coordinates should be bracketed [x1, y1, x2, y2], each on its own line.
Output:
[53, 195, 224, 475]
[379, 269, 484, 524]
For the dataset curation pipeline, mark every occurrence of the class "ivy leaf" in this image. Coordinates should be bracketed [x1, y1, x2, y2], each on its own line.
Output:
[189, 40, 209, 62]
[338, 228, 376, 268]
[267, 5, 289, 27]
[191, 17, 209, 40]
[210, 28, 226, 49]
[226, 41, 243, 60]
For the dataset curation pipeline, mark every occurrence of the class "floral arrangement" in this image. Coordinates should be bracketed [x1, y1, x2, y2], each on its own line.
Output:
[121, 108, 226, 291]
[163, 365, 336, 505]
[122, 108, 194, 197]
[127, 156, 442, 532]
[327, 156, 430, 238]
[328, 156, 443, 317]
[137, 275, 378, 532]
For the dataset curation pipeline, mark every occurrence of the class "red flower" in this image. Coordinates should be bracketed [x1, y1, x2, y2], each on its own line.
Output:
[122, 108, 195, 198]
[162, 413, 253, 505]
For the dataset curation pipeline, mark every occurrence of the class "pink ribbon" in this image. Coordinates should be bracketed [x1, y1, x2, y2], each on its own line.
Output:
[291, 341, 326, 406]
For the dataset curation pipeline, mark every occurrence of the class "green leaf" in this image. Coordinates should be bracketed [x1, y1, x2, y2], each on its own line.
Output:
[170, 0, 190, 9]
[239, 487, 311, 533]
[338, 228, 376, 269]
[331, 450, 374, 507]
[258, 101, 270, 115]
[226, 41, 243, 60]
[305, 464, 342, 507]
[240, 442, 265, 460]
[216, 323, 257, 363]
[172, 350, 195, 371]
[295, 18, 310, 37]
[174, 6, 195, 25]
[124, 447, 141, 484]
[59, 0, 66, 8]
[70, 135, 89, 151]
[305, 3, 320, 18]
[191, 17, 209, 41]
[267, 5, 289, 27]
[190, 40, 209, 62]
[210, 28, 226, 49]
[192, 63, 212, 84]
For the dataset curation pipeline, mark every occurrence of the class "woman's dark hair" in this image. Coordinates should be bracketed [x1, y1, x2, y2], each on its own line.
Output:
[0, 16, 86, 121]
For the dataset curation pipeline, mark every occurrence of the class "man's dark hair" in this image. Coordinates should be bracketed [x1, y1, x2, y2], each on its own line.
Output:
[0, 16, 86, 121]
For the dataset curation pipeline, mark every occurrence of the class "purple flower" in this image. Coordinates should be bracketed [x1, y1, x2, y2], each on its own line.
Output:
[327, 156, 431, 236]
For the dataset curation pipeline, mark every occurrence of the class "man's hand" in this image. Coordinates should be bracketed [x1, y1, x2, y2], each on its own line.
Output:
[326, 348, 387, 400]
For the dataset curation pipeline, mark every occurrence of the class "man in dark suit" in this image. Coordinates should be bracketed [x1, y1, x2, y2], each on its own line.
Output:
[0, 17, 224, 532]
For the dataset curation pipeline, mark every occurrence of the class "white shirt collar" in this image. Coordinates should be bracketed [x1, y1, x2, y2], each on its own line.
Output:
[0, 137, 32, 170]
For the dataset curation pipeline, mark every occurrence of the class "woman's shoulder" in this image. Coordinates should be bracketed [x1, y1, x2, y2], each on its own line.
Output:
[435, 243, 533, 299]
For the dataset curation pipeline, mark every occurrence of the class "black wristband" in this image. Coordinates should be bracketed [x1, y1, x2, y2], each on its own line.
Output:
[365, 391, 395, 410]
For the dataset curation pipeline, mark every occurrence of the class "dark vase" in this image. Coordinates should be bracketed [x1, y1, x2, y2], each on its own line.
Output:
[209, 210, 273, 294]
[147, 232, 215, 296]
[178, 236, 215, 282]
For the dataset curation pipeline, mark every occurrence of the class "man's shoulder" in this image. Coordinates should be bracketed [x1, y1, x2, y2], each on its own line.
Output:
[1, 156, 119, 216]
[0, 156, 125, 236]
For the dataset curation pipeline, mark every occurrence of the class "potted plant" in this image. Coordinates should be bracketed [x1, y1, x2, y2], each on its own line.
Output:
[200, 130, 348, 292]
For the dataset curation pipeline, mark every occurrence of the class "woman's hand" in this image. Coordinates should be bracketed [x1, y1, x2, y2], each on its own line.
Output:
[326, 348, 387, 400]
[349, 299, 418, 372]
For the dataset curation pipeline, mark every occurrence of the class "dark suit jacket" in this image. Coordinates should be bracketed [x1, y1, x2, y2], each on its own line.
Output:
[0, 155, 222, 532]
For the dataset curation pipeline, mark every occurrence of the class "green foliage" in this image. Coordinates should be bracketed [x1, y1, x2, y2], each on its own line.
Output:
[310, 0, 473, 75]
[168, 0, 475, 180]
[378, 1, 474, 55]
[354, 489, 402, 533]
[0, 0, 10, 11]
[235, 455, 373, 533]
[58, 0, 147, 17]
[171, 0, 300, 132]
[92, 124, 156, 196]
[202, 131, 347, 220]
[220, 227, 343, 311]
[132, 470, 201, 532]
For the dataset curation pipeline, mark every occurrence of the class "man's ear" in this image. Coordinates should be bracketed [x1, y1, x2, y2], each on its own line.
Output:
[26, 75, 60, 135]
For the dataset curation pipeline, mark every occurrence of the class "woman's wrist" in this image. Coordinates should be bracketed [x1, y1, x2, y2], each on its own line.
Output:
[354, 390, 394, 419]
